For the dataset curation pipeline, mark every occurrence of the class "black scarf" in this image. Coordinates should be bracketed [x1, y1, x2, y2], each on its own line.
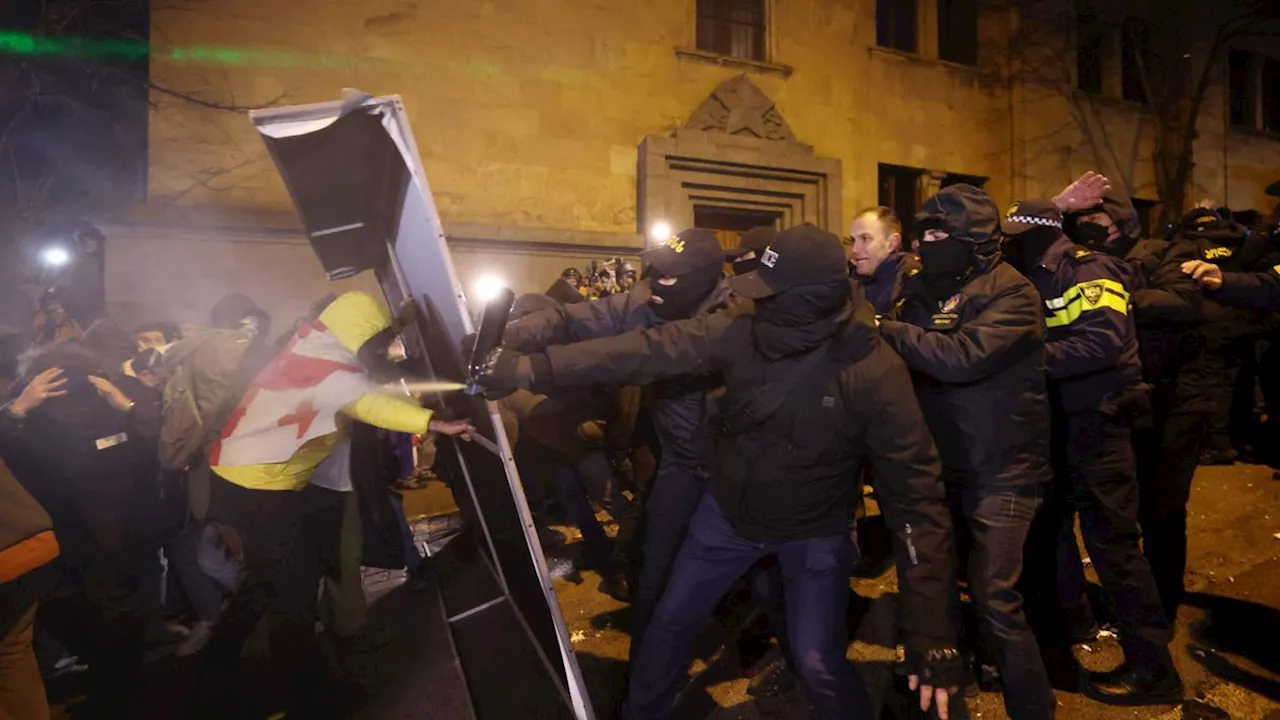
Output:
[1003, 226, 1059, 275]
[752, 280, 850, 360]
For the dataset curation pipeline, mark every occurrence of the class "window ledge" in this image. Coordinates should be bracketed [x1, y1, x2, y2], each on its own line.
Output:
[1228, 125, 1280, 144]
[675, 48, 793, 78]
[1071, 89, 1151, 114]
[868, 45, 980, 74]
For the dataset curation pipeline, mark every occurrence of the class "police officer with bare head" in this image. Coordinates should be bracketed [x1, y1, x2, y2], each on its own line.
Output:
[848, 206, 920, 316]
[1001, 199, 1180, 706]
[475, 224, 963, 720]
[878, 184, 1056, 720]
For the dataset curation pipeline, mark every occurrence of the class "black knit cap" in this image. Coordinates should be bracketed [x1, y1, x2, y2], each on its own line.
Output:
[641, 228, 724, 277]
[729, 223, 848, 299]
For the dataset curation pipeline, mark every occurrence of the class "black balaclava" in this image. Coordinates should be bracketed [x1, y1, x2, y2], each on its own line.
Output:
[918, 238, 977, 300]
[752, 279, 850, 360]
[650, 265, 721, 321]
[1003, 225, 1059, 275]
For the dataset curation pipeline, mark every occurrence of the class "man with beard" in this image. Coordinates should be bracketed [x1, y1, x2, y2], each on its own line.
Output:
[475, 225, 961, 720]
[878, 185, 1055, 720]
[1064, 191, 1207, 622]
[1001, 200, 1180, 705]
[848, 206, 919, 316]
[500, 229, 730, 660]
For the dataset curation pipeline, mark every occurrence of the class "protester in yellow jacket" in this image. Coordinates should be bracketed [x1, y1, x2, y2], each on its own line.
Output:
[195, 291, 472, 718]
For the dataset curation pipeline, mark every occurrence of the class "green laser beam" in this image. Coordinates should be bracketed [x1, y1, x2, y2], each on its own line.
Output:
[0, 31, 343, 68]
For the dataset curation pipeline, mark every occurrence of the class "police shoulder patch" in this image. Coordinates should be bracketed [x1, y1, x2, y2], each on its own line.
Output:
[1065, 243, 1095, 261]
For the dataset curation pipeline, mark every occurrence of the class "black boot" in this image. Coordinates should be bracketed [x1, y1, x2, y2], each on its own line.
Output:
[1083, 661, 1183, 706]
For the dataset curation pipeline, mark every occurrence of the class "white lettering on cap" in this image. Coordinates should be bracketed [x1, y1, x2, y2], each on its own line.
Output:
[761, 248, 779, 268]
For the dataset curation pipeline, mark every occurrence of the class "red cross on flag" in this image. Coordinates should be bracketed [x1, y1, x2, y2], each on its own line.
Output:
[210, 321, 375, 467]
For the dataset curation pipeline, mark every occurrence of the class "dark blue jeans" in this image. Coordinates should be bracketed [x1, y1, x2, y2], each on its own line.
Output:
[950, 483, 1055, 720]
[629, 459, 708, 665]
[625, 494, 871, 720]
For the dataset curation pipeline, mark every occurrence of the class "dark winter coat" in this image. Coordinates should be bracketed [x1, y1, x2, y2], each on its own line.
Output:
[1214, 267, 1280, 311]
[0, 345, 144, 563]
[1027, 237, 1144, 415]
[503, 277, 731, 472]
[522, 285, 955, 650]
[880, 259, 1051, 490]
[856, 252, 920, 317]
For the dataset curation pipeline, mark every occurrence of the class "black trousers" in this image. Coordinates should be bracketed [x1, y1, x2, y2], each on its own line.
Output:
[1133, 407, 1206, 620]
[1045, 412, 1173, 662]
[194, 478, 346, 717]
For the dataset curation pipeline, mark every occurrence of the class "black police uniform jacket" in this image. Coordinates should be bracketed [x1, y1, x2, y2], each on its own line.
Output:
[1124, 238, 1211, 415]
[525, 285, 956, 650]
[879, 257, 1051, 490]
[1214, 265, 1280, 311]
[1026, 237, 1144, 415]
[503, 277, 731, 474]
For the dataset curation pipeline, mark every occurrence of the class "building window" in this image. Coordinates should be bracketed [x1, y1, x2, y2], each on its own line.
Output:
[938, 0, 978, 66]
[1120, 18, 1150, 104]
[1262, 56, 1280, 134]
[1076, 7, 1105, 94]
[1228, 49, 1256, 128]
[1228, 50, 1280, 134]
[697, 0, 767, 62]
[877, 0, 917, 54]
[879, 163, 925, 241]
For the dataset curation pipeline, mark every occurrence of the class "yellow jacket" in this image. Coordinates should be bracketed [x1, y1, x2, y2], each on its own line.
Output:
[212, 292, 432, 491]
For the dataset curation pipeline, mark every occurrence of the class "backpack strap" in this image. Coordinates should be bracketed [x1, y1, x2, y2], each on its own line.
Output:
[711, 342, 841, 436]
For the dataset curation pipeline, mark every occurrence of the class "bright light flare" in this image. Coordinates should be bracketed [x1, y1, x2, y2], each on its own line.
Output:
[40, 247, 70, 267]
[648, 221, 672, 245]
[473, 274, 507, 304]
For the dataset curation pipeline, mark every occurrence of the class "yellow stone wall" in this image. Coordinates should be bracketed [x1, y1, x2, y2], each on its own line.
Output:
[135, 0, 1280, 322]
[147, 0, 1016, 232]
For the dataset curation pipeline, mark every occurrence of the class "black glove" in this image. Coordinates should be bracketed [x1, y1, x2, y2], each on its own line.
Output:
[471, 348, 548, 400]
[905, 642, 965, 689]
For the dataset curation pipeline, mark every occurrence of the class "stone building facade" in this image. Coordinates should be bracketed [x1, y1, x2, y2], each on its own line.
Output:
[110, 0, 1280, 327]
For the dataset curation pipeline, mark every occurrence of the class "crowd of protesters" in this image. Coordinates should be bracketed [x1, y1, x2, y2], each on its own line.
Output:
[0, 290, 473, 719]
[2, 168, 1279, 720]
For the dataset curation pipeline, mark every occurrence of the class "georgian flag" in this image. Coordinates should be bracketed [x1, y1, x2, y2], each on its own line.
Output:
[210, 321, 375, 467]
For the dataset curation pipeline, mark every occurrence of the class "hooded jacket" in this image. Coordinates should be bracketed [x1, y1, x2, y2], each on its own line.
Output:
[502, 277, 731, 472]
[881, 253, 1051, 490]
[0, 344, 144, 560]
[211, 292, 434, 492]
[516, 285, 954, 650]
